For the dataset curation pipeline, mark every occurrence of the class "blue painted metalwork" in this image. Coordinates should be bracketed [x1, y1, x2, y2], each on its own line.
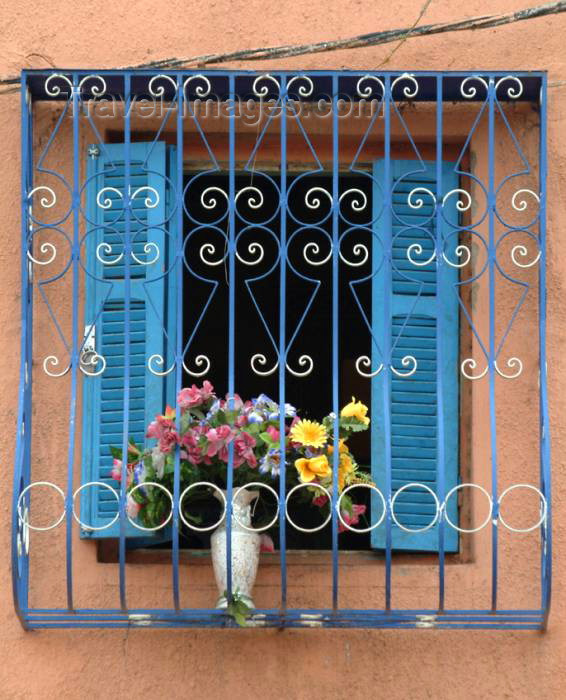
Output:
[331, 74, 340, 611]
[279, 74, 288, 610]
[173, 76, 183, 612]
[539, 73, 552, 630]
[13, 69, 550, 630]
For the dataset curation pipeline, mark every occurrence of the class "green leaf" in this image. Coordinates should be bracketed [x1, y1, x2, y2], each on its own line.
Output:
[110, 446, 122, 460]
[131, 489, 146, 506]
[259, 431, 275, 446]
[339, 417, 368, 433]
[341, 494, 353, 516]
[180, 411, 192, 434]
[182, 511, 203, 525]
[233, 612, 247, 627]
[225, 591, 251, 627]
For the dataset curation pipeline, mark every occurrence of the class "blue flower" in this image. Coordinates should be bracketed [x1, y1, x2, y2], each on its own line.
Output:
[248, 411, 265, 424]
[259, 448, 284, 477]
[133, 462, 148, 496]
[255, 393, 275, 406]
[205, 399, 221, 420]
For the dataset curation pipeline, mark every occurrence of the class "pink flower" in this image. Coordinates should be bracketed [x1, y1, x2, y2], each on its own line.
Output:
[233, 431, 257, 468]
[111, 459, 122, 482]
[126, 494, 141, 519]
[200, 380, 215, 402]
[205, 425, 234, 458]
[312, 493, 329, 507]
[267, 425, 280, 444]
[146, 419, 165, 440]
[180, 429, 203, 465]
[146, 407, 179, 453]
[177, 381, 216, 411]
[234, 413, 249, 428]
[177, 385, 203, 411]
[158, 430, 179, 454]
[338, 504, 366, 533]
[260, 534, 275, 553]
[110, 460, 133, 488]
[146, 407, 175, 440]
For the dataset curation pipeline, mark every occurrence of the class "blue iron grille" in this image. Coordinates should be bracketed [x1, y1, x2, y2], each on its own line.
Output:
[13, 70, 551, 630]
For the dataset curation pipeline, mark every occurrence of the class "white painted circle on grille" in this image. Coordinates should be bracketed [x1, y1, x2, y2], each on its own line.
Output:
[179, 481, 226, 533]
[72, 481, 120, 531]
[497, 484, 547, 533]
[336, 484, 386, 533]
[126, 482, 173, 532]
[22, 506, 30, 554]
[232, 483, 280, 533]
[17, 481, 66, 531]
[443, 483, 493, 533]
[390, 482, 440, 533]
[285, 483, 332, 533]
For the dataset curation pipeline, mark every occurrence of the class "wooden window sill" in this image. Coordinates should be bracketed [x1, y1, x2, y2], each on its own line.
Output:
[96, 541, 467, 566]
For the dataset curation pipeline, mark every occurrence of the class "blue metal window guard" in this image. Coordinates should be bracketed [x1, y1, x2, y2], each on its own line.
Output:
[13, 70, 551, 630]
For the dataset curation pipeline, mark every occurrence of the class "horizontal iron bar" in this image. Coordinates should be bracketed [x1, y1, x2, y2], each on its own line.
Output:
[24, 607, 545, 615]
[22, 69, 545, 103]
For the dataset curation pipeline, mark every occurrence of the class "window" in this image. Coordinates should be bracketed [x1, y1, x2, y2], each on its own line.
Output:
[81, 148, 461, 553]
[14, 71, 551, 629]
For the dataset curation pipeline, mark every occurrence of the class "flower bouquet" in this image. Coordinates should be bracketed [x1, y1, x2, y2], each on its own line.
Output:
[111, 382, 371, 609]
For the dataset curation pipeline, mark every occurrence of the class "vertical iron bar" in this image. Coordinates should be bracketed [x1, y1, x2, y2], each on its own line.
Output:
[24, 81, 34, 608]
[119, 72, 132, 611]
[12, 74, 31, 626]
[331, 74, 339, 611]
[435, 76, 446, 611]
[65, 71, 81, 611]
[172, 76, 183, 611]
[226, 74, 236, 601]
[383, 75, 393, 611]
[538, 74, 552, 628]
[279, 74, 287, 610]
[23, 80, 34, 608]
[487, 78, 498, 612]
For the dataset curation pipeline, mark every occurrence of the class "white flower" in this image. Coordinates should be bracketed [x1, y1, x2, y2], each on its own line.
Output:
[151, 446, 166, 479]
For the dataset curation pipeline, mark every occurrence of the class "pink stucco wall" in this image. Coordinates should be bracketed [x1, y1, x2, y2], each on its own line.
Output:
[1, 1, 565, 698]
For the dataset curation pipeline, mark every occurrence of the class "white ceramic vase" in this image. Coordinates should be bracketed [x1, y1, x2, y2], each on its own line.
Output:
[210, 488, 260, 609]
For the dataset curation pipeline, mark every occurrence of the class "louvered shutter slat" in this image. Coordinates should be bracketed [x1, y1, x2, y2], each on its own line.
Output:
[371, 159, 460, 552]
[80, 142, 177, 539]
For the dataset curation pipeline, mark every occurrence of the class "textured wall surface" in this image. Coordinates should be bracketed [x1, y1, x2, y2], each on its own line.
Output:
[1, 1, 565, 698]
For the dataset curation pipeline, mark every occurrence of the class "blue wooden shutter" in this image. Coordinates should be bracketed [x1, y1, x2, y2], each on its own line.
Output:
[371, 159, 459, 552]
[80, 142, 177, 538]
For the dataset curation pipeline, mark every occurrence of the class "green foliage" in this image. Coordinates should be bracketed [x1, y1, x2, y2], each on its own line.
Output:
[225, 591, 252, 627]
[339, 416, 369, 433]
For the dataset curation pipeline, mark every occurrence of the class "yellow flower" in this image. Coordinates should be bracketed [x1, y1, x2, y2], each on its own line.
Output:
[327, 439, 348, 456]
[295, 455, 332, 483]
[340, 397, 370, 425]
[290, 419, 327, 448]
[338, 453, 355, 491]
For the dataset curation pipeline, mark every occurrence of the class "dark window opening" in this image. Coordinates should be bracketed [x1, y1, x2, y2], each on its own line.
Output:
[178, 171, 373, 551]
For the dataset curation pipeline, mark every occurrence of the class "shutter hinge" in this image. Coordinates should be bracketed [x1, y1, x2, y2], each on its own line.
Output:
[88, 144, 100, 159]
[79, 324, 97, 374]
